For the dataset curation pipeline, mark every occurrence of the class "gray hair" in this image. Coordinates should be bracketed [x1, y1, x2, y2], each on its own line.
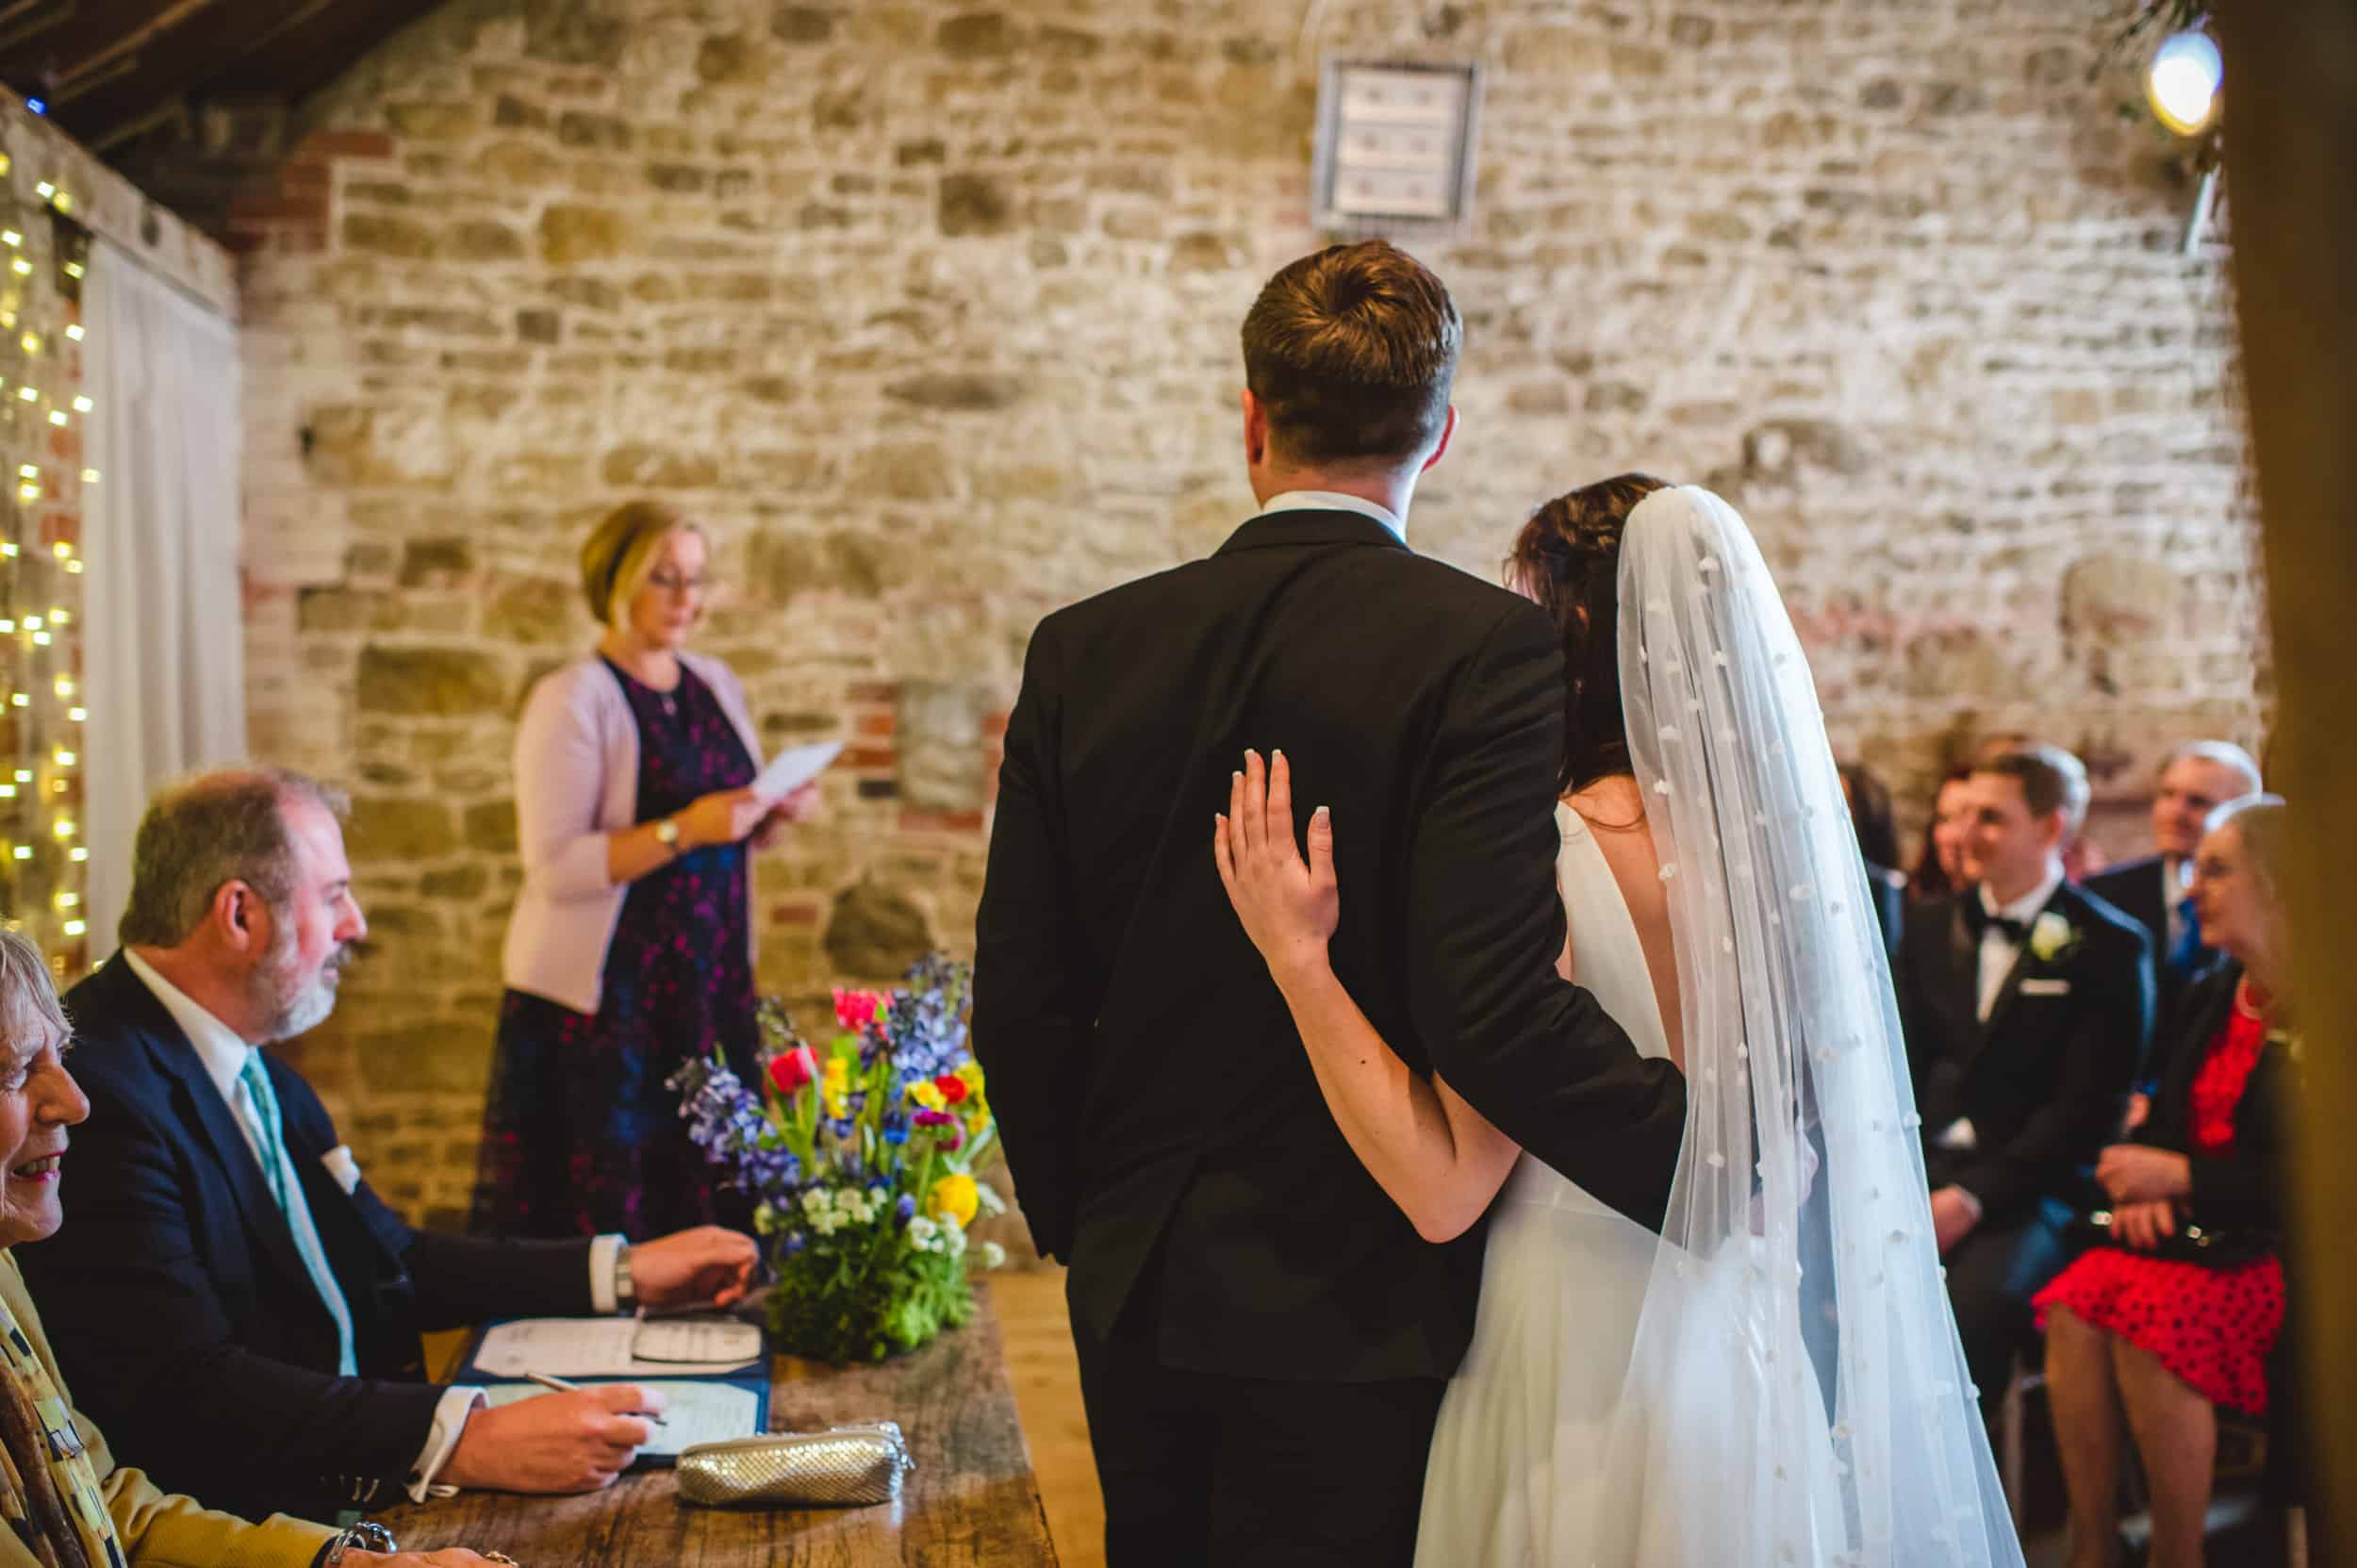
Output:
[0, 928, 67, 1057]
[2167, 739, 2263, 796]
[116, 768, 352, 949]
[2205, 793, 2287, 905]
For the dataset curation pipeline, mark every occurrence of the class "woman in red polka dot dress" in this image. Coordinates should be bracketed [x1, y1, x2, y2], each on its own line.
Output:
[2034, 793, 2300, 1568]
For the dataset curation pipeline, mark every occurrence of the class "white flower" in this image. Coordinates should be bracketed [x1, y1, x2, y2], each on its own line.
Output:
[975, 1182, 1008, 1217]
[800, 1188, 832, 1216]
[978, 1240, 1008, 1269]
[2028, 911, 2078, 963]
[907, 1215, 939, 1252]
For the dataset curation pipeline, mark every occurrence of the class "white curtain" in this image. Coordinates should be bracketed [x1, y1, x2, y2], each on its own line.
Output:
[81, 239, 246, 954]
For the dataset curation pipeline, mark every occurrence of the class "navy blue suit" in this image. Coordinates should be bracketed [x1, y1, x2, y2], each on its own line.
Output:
[19, 955, 598, 1524]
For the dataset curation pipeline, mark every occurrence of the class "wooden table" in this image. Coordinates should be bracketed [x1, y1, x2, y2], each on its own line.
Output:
[377, 1281, 1061, 1566]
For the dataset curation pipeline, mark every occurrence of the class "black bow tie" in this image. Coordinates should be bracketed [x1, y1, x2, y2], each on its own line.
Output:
[1963, 900, 2029, 945]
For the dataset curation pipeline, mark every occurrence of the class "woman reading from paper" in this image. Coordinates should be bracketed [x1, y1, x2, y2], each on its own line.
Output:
[472, 500, 824, 1240]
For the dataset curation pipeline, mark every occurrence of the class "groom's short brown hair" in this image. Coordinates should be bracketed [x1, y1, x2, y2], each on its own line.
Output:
[1241, 240, 1460, 468]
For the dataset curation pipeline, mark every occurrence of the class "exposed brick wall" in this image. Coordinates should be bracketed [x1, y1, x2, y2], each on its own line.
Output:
[232, 0, 2264, 1222]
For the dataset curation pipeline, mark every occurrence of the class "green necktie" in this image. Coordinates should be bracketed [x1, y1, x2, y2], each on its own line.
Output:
[238, 1053, 358, 1377]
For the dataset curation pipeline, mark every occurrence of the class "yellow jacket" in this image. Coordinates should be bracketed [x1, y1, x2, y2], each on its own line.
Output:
[0, 1252, 337, 1568]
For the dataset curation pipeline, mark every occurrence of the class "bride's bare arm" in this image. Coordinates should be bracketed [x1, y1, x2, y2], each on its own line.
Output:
[1214, 750, 1521, 1242]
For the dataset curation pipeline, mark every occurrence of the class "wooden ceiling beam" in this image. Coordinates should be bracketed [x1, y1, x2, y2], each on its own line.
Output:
[58, 0, 221, 91]
[0, 0, 74, 58]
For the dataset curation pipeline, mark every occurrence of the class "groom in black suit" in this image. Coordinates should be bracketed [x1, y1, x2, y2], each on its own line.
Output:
[973, 242, 1688, 1566]
[1895, 744, 2154, 1412]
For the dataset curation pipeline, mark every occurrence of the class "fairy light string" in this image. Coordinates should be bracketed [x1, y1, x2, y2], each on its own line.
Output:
[0, 111, 95, 978]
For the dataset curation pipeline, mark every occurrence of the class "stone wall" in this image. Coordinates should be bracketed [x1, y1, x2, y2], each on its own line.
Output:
[232, 0, 2264, 1222]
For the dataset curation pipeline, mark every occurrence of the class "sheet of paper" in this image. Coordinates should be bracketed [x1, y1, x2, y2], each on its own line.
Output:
[479, 1379, 762, 1460]
[469, 1317, 761, 1379]
[632, 1314, 765, 1366]
[751, 740, 843, 803]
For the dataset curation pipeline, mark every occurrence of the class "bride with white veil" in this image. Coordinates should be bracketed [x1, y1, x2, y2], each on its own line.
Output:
[1214, 482, 2022, 1566]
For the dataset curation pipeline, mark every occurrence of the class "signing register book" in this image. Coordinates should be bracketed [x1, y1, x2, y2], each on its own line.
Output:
[456, 1312, 769, 1467]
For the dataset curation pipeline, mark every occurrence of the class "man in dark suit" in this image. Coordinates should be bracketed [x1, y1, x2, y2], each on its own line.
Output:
[21, 769, 759, 1525]
[1894, 743, 2154, 1413]
[2085, 740, 2261, 1039]
[972, 241, 1688, 1567]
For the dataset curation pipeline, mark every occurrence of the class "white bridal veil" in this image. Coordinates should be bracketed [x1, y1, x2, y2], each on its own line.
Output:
[1599, 487, 2024, 1567]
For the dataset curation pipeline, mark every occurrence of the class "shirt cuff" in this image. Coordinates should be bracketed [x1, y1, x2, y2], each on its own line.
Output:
[407, 1385, 486, 1502]
[589, 1232, 626, 1314]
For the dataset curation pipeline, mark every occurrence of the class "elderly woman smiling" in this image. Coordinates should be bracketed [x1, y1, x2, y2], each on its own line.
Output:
[0, 930, 502, 1568]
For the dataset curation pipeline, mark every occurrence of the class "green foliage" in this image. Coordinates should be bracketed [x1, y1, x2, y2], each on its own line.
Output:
[766, 1212, 978, 1362]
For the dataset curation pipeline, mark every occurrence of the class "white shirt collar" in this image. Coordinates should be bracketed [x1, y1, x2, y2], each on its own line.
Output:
[121, 949, 255, 1104]
[1252, 489, 1407, 543]
[1980, 862, 2066, 928]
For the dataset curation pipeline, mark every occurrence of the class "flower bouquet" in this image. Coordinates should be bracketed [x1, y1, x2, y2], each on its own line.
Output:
[670, 953, 1006, 1362]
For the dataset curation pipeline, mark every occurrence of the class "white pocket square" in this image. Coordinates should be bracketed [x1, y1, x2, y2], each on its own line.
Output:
[2019, 978, 2072, 997]
[321, 1145, 362, 1195]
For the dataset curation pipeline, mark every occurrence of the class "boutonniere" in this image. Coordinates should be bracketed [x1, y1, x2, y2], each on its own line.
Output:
[2027, 911, 2081, 966]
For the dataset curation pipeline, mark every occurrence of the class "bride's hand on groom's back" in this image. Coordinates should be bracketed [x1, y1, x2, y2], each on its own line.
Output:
[1213, 749, 1338, 985]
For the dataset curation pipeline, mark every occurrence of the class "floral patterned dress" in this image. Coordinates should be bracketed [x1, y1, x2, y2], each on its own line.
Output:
[470, 656, 760, 1240]
[2033, 997, 2286, 1413]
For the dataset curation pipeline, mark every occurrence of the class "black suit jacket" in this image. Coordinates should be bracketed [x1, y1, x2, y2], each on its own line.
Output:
[1895, 882, 2155, 1223]
[2085, 854, 2216, 1032]
[20, 955, 600, 1523]
[972, 508, 1687, 1384]
[2134, 963, 2298, 1235]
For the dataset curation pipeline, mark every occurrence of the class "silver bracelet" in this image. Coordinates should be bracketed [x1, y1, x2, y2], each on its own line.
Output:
[321, 1521, 396, 1566]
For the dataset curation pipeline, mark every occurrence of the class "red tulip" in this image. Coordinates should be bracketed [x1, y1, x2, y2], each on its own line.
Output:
[935, 1074, 968, 1104]
[766, 1045, 817, 1095]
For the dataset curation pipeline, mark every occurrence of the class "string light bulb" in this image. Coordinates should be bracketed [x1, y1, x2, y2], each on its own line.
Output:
[61, 921, 82, 937]
[18, 331, 37, 355]
[33, 182, 53, 200]
[63, 324, 80, 342]
[46, 410, 65, 426]
[67, 848, 86, 863]
[72, 395, 91, 412]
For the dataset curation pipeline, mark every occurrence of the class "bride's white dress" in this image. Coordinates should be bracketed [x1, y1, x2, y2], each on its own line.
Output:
[1415, 804, 1843, 1568]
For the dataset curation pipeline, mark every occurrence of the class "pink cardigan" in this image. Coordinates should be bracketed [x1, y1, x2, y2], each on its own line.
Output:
[500, 651, 765, 1015]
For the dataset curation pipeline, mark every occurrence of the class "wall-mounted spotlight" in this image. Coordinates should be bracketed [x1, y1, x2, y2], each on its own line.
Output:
[2148, 29, 2222, 137]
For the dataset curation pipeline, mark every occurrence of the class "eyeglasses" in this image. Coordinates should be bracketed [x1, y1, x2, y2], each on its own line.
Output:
[646, 571, 716, 598]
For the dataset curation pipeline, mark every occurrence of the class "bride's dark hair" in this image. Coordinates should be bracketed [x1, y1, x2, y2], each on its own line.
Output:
[1505, 472, 1671, 798]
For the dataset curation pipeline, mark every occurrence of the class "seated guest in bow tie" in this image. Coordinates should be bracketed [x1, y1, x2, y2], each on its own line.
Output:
[18, 769, 760, 1528]
[2085, 741, 2262, 1040]
[0, 928, 513, 1568]
[1893, 743, 2155, 1417]
[2036, 794, 2298, 1568]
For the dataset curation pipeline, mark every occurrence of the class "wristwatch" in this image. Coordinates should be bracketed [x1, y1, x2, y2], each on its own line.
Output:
[615, 1243, 638, 1312]
[653, 816, 683, 853]
[319, 1522, 396, 1567]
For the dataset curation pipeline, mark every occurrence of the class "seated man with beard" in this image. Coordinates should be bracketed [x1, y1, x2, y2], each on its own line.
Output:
[20, 769, 758, 1527]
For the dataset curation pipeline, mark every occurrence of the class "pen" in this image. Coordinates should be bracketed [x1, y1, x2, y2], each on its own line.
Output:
[523, 1370, 667, 1427]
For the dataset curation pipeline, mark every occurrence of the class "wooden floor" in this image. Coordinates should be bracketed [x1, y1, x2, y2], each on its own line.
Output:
[995, 1266, 1105, 1568]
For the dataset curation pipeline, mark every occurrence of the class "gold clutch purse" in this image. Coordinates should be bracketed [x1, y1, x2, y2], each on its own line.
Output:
[675, 1423, 914, 1508]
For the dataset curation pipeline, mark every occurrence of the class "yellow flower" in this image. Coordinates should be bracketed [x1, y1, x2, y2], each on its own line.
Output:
[907, 1080, 947, 1112]
[927, 1173, 979, 1228]
[955, 1060, 985, 1095]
